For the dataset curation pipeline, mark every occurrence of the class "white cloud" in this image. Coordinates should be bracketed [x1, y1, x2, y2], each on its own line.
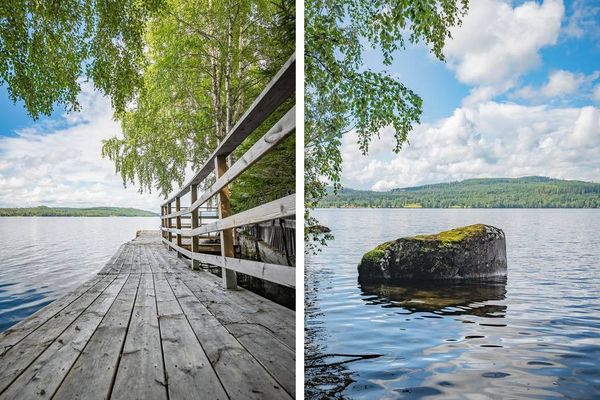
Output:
[541, 70, 584, 97]
[513, 70, 600, 102]
[593, 85, 600, 102]
[0, 84, 162, 211]
[444, 0, 564, 103]
[563, 0, 600, 39]
[341, 103, 600, 191]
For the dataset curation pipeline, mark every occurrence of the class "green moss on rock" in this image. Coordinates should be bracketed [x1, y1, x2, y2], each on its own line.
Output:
[361, 240, 394, 264]
[358, 224, 507, 282]
[414, 224, 487, 243]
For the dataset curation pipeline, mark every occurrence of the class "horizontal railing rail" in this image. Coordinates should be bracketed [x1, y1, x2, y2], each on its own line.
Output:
[160, 54, 295, 290]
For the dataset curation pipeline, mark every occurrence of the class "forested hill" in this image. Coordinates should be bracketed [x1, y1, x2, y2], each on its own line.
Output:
[0, 206, 158, 217]
[319, 177, 600, 208]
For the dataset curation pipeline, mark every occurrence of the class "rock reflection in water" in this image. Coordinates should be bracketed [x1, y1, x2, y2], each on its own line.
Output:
[359, 278, 507, 318]
[305, 209, 600, 399]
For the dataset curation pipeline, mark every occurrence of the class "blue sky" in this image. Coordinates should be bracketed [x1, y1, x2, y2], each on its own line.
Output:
[342, 0, 600, 190]
[361, 0, 600, 122]
[0, 82, 161, 209]
[1, 0, 599, 206]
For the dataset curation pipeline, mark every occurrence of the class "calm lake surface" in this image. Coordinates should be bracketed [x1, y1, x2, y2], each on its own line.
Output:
[0, 217, 160, 332]
[305, 209, 600, 399]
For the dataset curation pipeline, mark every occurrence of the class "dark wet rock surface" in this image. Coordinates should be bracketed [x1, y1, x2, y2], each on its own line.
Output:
[358, 224, 507, 283]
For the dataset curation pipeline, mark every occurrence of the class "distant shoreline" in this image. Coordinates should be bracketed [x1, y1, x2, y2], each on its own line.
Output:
[0, 206, 158, 217]
[316, 207, 600, 210]
[0, 215, 158, 217]
[319, 177, 600, 208]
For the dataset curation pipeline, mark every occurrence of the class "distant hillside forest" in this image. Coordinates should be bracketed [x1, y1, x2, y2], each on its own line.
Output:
[320, 177, 600, 208]
[0, 206, 158, 217]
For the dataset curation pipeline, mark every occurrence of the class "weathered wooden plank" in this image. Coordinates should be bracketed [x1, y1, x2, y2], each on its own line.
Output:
[0, 274, 130, 400]
[179, 275, 295, 395]
[162, 54, 295, 207]
[153, 271, 228, 400]
[111, 273, 167, 400]
[224, 322, 295, 395]
[149, 247, 295, 394]
[163, 271, 293, 399]
[155, 242, 294, 348]
[0, 274, 105, 355]
[0, 231, 294, 399]
[0, 274, 118, 394]
[161, 210, 219, 220]
[97, 244, 126, 274]
[182, 267, 295, 347]
[53, 273, 141, 400]
[100, 244, 136, 275]
[219, 284, 295, 347]
[167, 203, 173, 243]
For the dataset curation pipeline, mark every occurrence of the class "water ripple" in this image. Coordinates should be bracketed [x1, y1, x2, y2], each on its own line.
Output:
[305, 209, 600, 399]
[0, 217, 159, 332]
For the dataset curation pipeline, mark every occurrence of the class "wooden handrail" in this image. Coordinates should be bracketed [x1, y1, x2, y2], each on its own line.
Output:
[162, 194, 295, 236]
[160, 106, 295, 219]
[160, 54, 296, 290]
[161, 54, 295, 207]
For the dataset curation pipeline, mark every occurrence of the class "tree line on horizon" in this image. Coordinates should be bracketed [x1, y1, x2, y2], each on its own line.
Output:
[1, 0, 295, 214]
[0, 206, 158, 217]
[319, 177, 600, 209]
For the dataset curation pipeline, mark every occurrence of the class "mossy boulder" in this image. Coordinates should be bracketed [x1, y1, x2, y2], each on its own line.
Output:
[358, 224, 507, 283]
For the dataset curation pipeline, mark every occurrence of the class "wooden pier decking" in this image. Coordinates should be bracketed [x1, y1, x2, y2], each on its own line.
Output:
[0, 231, 295, 400]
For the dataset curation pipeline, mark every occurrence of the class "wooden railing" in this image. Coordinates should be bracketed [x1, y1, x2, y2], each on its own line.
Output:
[160, 54, 295, 290]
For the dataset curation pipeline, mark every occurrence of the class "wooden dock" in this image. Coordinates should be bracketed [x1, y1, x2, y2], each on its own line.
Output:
[0, 231, 295, 399]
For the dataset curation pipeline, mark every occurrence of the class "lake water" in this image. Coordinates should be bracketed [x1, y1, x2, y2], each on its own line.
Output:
[305, 209, 600, 399]
[0, 217, 160, 332]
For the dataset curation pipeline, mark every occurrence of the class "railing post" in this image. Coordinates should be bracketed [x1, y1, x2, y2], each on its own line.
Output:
[191, 184, 200, 270]
[215, 155, 236, 289]
[175, 196, 182, 257]
[167, 202, 173, 246]
[162, 206, 167, 239]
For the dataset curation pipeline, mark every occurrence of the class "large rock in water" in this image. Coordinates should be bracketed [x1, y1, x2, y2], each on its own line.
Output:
[358, 224, 507, 283]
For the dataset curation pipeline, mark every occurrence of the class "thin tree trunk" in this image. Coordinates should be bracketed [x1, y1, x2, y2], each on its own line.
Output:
[225, 0, 234, 132]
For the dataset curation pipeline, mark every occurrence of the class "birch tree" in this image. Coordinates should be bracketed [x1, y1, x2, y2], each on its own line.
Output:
[305, 0, 469, 249]
[102, 0, 294, 198]
[0, 0, 162, 118]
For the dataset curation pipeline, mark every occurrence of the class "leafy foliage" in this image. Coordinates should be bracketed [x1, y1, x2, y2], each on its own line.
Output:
[230, 132, 296, 214]
[304, 0, 469, 250]
[0, 0, 163, 118]
[102, 0, 295, 200]
[319, 177, 600, 208]
[0, 206, 157, 217]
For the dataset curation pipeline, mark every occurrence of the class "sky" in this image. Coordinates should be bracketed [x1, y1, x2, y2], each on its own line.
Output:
[0, 83, 162, 210]
[1, 0, 599, 208]
[343, 0, 600, 191]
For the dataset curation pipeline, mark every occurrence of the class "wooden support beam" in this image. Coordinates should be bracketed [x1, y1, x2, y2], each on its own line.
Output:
[191, 184, 200, 270]
[175, 197, 182, 257]
[215, 155, 236, 289]
[167, 203, 173, 245]
[160, 207, 164, 238]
